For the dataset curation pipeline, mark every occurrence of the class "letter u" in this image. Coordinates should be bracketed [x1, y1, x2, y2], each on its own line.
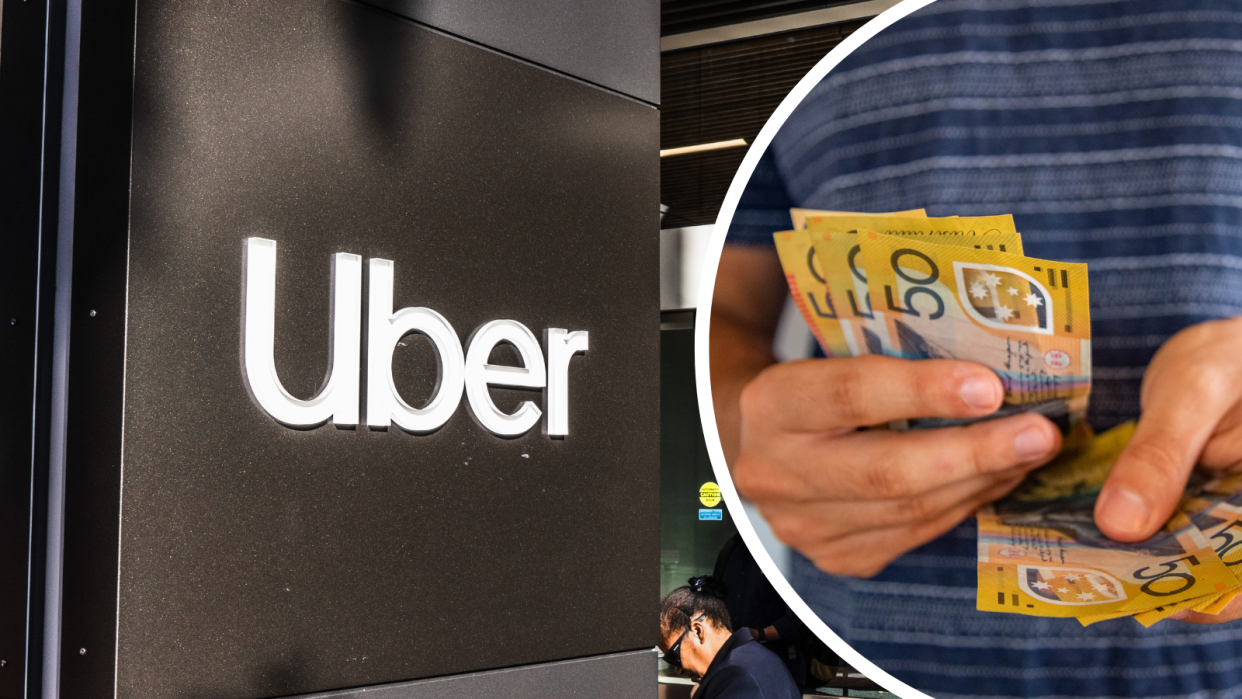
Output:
[242, 237, 360, 427]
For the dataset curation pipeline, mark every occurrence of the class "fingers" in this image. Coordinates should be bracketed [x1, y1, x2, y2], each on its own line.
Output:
[790, 474, 1025, 578]
[1096, 368, 1239, 542]
[761, 467, 1027, 543]
[732, 447, 816, 504]
[741, 356, 1003, 434]
[774, 412, 1059, 502]
[1170, 594, 1242, 625]
[1200, 415, 1242, 471]
[739, 410, 1055, 578]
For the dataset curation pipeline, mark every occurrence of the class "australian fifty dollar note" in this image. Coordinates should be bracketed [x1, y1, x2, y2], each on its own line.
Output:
[857, 231, 1089, 429]
[772, 210, 928, 357]
[782, 214, 1024, 358]
[1109, 473, 1242, 626]
[808, 215, 1023, 357]
[977, 422, 1241, 619]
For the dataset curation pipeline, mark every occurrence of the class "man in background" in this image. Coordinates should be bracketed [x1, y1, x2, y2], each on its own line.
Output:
[659, 577, 802, 699]
[714, 534, 811, 690]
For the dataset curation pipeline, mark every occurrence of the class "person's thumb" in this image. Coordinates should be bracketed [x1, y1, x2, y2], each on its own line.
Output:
[1094, 370, 1228, 542]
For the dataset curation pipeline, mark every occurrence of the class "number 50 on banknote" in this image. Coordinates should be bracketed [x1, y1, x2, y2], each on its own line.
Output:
[858, 232, 1092, 430]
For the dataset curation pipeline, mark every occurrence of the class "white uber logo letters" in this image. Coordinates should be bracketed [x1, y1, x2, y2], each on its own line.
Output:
[242, 238, 589, 437]
[464, 320, 546, 437]
[243, 239, 363, 427]
[366, 258, 465, 434]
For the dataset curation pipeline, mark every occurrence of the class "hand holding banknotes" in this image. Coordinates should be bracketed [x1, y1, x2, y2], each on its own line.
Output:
[732, 355, 1062, 577]
[722, 208, 1242, 624]
[1097, 316, 1242, 543]
[1091, 317, 1242, 623]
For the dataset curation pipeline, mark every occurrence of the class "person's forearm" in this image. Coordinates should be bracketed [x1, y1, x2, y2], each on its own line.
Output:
[749, 625, 780, 641]
[710, 310, 777, 466]
[709, 245, 794, 466]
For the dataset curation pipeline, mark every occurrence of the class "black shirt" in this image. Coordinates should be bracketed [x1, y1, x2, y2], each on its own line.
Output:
[695, 630, 802, 699]
[714, 534, 809, 688]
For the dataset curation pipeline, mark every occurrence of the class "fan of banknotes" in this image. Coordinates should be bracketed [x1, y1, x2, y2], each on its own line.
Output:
[772, 209, 1242, 626]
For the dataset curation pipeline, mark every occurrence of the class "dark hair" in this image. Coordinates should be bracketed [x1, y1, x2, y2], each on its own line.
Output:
[660, 576, 731, 636]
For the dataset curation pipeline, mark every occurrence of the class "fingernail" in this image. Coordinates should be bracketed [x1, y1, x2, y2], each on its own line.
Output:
[1096, 487, 1150, 539]
[959, 376, 997, 410]
[1013, 426, 1054, 460]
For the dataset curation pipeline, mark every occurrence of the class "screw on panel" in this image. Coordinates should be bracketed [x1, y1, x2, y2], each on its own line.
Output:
[8, 319, 14, 325]
[79, 648, 86, 655]
[89, 310, 96, 317]
[0, 659, 6, 666]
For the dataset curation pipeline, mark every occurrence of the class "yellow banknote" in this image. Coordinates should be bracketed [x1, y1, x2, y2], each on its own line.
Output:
[978, 421, 1239, 619]
[1133, 587, 1237, 627]
[1127, 567, 1242, 627]
[1184, 490, 1242, 569]
[1080, 588, 1226, 627]
[858, 232, 1089, 428]
[773, 209, 929, 357]
[1083, 565, 1236, 627]
[772, 229, 852, 357]
[1121, 493, 1242, 625]
[1200, 588, 1242, 615]
[1190, 472, 1242, 504]
[1174, 486, 1242, 603]
[807, 215, 1024, 357]
[1003, 421, 1132, 506]
[789, 208, 926, 230]
[978, 508, 1236, 619]
[805, 213, 1008, 239]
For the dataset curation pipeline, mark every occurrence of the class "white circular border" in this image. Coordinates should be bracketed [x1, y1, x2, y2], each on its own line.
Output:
[692, 2, 940, 698]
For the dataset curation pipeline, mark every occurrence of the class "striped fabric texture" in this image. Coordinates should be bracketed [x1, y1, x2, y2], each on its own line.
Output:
[725, 0, 1242, 696]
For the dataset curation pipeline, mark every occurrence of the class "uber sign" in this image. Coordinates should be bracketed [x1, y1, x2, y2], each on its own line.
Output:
[242, 237, 588, 437]
[51, 4, 657, 695]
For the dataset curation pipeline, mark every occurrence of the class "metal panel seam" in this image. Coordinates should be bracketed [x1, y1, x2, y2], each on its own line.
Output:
[660, 0, 895, 51]
[283, 648, 658, 699]
[26, 0, 55, 694]
[112, 236, 130, 699]
[113, 5, 140, 694]
[344, 0, 658, 108]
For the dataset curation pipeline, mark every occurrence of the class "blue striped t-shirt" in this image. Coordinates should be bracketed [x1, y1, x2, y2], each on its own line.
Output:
[727, 1, 1242, 697]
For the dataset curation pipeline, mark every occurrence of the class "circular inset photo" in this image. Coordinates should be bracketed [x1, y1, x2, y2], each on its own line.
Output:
[694, 1, 1242, 698]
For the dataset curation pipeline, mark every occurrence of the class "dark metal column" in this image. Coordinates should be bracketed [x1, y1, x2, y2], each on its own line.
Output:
[45, 1, 660, 697]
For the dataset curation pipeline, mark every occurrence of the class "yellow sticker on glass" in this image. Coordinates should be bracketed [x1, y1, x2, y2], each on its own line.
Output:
[699, 482, 722, 508]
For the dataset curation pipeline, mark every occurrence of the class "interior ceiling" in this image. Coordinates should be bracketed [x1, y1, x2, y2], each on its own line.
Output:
[661, 0, 867, 37]
[659, 18, 866, 230]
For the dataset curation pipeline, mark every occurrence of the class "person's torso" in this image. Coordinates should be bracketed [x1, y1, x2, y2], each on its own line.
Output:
[772, 1, 1242, 697]
[698, 633, 802, 699]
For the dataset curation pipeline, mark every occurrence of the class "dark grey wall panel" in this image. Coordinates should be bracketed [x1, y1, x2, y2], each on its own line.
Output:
[295, 650, 655, 699]
[58, 1, 659, 697]
[57, 0, 138, 697]
[359, 0, 660, 104]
